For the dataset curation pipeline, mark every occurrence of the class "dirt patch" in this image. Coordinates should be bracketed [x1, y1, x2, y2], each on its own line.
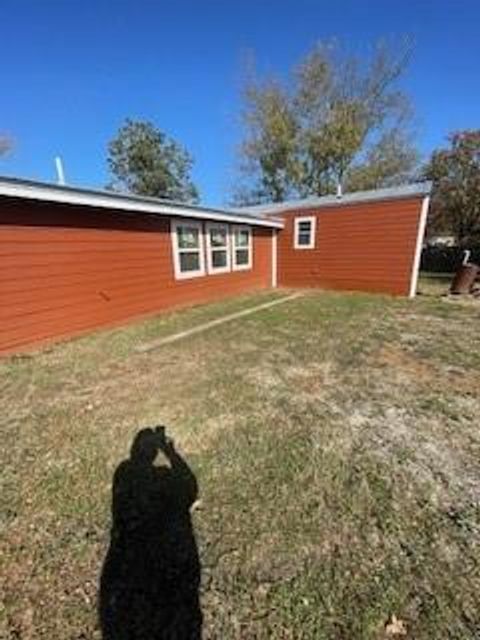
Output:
[373, 344, 480, 394]
[375, 345, 435, 384]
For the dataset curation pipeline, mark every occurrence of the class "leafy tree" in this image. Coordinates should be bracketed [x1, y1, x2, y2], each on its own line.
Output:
[346, 129, 418, 191]
[107, 119, 199, 203]
[424, 130, 480, 246]
[235, 39, 418, 204]
[237, 79, 300, 203]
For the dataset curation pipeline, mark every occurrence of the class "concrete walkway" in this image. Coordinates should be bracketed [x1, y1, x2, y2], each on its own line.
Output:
[136, 292, 302, 353]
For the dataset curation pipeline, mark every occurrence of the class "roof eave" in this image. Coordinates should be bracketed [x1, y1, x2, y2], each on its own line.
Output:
[0, 177, 284, 229]
[239, 183, 432, 216]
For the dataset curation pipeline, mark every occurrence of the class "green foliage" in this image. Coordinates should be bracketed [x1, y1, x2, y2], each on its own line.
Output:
[235, 40, 418, 204]
[346, 129, 418, 191]
[424, 130, 480, 245]
[107, 119, 199, 202]
[238, 80, 300, 203]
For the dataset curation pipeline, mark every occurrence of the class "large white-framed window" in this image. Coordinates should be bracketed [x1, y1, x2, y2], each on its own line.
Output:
[294, 216, 316, 249]
[205, 222, 231, 274]
[171, 219, 206, 279]
[231, 225, 252, 271]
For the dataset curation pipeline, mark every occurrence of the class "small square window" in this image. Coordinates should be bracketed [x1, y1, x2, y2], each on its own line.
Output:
[210, 228, 227, 248]
[294, 216, 316, 249]
[177, 226, 200, 249]
[235, 249, 249, 265]
[212, 250, 228, 268]
[179, 252, 201, 272]
[236, 229, 250, 247]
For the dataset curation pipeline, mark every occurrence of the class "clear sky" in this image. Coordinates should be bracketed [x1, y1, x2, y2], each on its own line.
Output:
[1, 0, 478, 205]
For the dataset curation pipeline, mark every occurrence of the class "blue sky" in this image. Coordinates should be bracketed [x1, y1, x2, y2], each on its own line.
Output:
[1, 0, 478, 205]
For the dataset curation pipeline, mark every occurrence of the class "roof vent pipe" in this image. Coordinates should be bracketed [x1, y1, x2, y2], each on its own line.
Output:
[55, 156, 66, 186]
[336, 182, 343, 199]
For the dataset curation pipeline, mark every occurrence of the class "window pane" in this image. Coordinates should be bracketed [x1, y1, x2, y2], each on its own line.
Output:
[179, 251, 200, 272]
[235, 229, 250, 247]
[210, 227, 227, 248]
[298, 232, 312, 245]
[235, 249, 249, 265]
[177, 226, 200, 249]
[212, 250, 227, 268]
[298, 221, 311, 232]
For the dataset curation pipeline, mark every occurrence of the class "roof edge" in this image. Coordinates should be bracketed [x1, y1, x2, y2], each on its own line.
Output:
[0, 176, 284, 229]
[236, 182, 432, 216]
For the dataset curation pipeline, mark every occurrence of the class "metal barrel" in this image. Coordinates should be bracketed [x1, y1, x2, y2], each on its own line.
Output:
[450, 263, 480, 294]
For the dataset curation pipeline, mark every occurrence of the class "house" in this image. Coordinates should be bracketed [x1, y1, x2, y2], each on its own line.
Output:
[242, 182, 431, 297]
[0, 178, 430, 356]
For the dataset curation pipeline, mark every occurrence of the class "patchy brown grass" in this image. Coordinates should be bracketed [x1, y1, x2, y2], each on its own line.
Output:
[1, 281, 479, 639]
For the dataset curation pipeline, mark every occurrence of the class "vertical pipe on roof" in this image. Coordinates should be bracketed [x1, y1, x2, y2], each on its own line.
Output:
[55, 157, 66, 185]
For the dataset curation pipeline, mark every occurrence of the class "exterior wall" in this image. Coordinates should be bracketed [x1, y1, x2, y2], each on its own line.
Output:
[275, 197, 425, 296]
[0, 197, 273, 356]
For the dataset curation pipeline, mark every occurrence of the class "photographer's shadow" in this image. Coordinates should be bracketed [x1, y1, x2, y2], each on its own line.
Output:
[99, 427, 202, 639]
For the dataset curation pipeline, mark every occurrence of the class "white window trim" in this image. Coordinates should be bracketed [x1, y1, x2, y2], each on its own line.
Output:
[294, 216, 316, 249]
[205, 222, 231, 275]
[171, 219, 206, 280]
[231, 225, 253, 271]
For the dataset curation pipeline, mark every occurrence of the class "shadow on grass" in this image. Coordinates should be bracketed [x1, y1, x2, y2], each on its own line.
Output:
[99, 426, 202, 639]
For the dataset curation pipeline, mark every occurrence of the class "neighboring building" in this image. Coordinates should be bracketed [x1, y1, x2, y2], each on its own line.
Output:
[0, 178, 430, 356]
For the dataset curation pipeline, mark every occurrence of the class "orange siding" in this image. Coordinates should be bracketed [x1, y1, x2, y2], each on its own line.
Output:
[0, 198, 272, 356]
[276, 197, 424, 296]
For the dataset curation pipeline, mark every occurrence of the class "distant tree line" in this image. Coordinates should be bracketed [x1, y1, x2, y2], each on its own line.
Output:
[423, 130, 480, 247]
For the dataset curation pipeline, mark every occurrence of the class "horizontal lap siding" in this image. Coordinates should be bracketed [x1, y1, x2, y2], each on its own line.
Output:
[276, 197, 423, 295]
[0, 198, 272, 355]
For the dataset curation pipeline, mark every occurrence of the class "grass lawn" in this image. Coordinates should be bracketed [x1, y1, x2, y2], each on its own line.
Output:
[1, 279, 479, 639]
